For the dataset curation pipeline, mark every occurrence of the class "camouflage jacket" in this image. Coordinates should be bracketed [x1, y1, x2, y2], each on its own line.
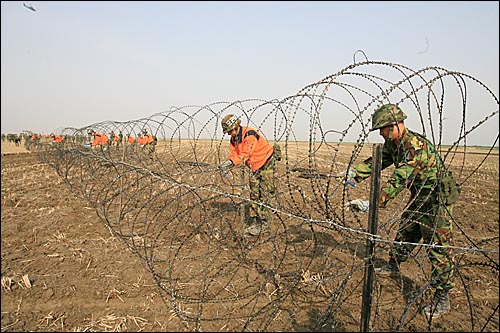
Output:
[353, 129, 450, 208]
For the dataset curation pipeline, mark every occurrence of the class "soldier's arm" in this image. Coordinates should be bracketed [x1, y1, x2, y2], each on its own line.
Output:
[353, 148, 394, 183]
[379, 164, 415, 208]
[379, 148, 425, 208]
[229, 142, 240, 166]
[353, 157, 373, 182]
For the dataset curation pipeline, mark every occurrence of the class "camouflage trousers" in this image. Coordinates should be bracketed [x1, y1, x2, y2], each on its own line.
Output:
[147, 142, 156, 155]
[389, 193, 455, 291]
[248, 156, 276, 222]
[142, 143, 156, 158]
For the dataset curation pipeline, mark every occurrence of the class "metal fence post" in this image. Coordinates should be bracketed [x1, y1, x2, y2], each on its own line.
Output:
[240, 157, 246, 227]
[360, 143, 383, 332]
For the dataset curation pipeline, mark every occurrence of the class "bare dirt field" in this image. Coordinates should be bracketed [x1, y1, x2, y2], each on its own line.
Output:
[1, 140, 499, 332]
[1, 143, 186, 332]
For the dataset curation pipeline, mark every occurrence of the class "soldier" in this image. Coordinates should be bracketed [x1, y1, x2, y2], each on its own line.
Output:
[51, 133, 64, 144]
[125, 133, 136, 153]
[30, 133, 39, 142]
[126, 133, 135, 144]
[141, 128, 156, 158]
[88, 130, 109, 153]
[219, 114, 279, 236]
[336, 104, 460, 319]
[109, 131, 119, 147]
[118, 131, 124, 147]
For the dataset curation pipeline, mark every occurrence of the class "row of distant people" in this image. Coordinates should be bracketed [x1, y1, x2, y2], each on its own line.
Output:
[26, 130, 157, 147]
[86, 129, 157, 148]
[2, 133, 52, 143]
[24, 133, 64, 143]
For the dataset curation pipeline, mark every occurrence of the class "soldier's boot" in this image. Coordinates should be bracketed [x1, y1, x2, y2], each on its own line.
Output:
[423, 289, 450, 318]
[374, 257, 400, 276]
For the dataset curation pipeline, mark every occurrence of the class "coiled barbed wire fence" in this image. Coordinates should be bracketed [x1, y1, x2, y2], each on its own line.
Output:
[25, 61, 498, 332]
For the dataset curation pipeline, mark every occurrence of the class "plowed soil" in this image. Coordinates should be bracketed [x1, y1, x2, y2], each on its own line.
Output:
[1, 141, 498, 332]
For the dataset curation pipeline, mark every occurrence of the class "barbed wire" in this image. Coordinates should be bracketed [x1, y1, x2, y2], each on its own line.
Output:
[25, 60, 498, 331]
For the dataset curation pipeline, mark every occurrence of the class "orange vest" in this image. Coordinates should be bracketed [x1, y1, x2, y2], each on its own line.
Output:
[144, 133, 154, 145]
[229, 126, 273, 172]
[91, 133, 109, 147]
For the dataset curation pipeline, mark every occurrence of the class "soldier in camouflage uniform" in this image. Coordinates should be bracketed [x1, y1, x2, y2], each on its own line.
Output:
[337, 104, 461, 319]
[141, 128, 156, 159]
[219, 114, 279, 236]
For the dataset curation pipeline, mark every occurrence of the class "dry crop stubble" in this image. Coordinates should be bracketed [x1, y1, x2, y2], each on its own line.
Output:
[1, 142, 187, 331]
[1, 141, 499, 331]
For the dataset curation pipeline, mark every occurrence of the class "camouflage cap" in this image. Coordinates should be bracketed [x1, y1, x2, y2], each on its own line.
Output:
[371, 104, 407, 131]
[221, 114, 241, 134]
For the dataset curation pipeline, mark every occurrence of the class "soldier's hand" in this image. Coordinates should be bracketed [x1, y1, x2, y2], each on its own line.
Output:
[335, 167, 357, 183]
[219, 160, 233, 170]
[346, 199, 369, 212]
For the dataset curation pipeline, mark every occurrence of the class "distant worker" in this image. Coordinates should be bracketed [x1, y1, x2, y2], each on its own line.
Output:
[141, 128, 156, 158]
[109, 131, 120, 147]
[118, 131, 124, 147]
[125, 133, 136, 153]
[51, 133, 64, 144]
[30, 133, 40, 142]
[126, 133, 135, 144]
[13, 134, 22, 146]
[88, 130, 109, 152]
[336, 103, 461, 319]
[219, 114, 280, 236]
[137, 133, 144, 146]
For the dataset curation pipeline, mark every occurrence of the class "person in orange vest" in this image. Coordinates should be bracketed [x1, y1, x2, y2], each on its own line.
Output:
[141, 128, 156, 158]
[126, 133, 135, 144]
[30, 133, 40, 142]
[137, 133, 148, 157]
[137, 133, 145, 145]
[51, 133, 64, 143]
[109, 131, 119, 147]
[219, 114, 279, 236]
[89, 130, 109, 152]
[125, 133, 136, 153]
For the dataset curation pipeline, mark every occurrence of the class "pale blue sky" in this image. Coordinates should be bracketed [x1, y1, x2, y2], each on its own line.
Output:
[1, 1, 498, 145]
